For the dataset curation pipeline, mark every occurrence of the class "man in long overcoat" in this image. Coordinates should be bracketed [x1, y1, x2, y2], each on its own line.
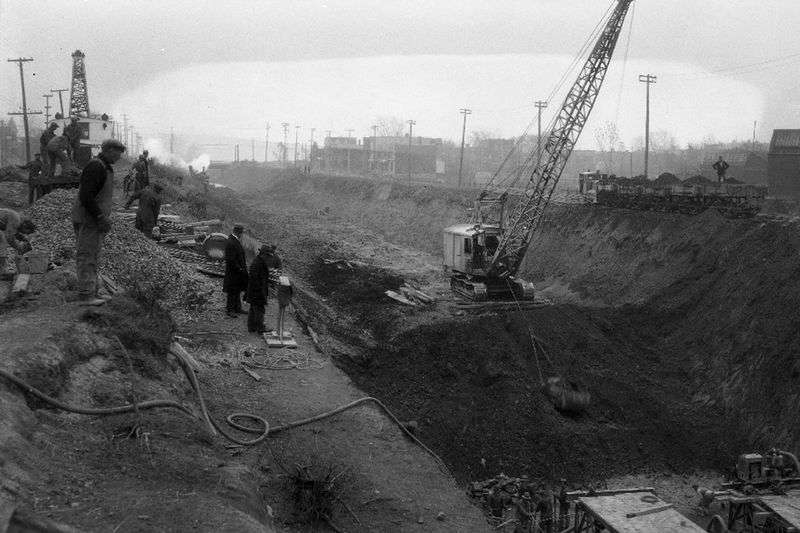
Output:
[223, 224, 248, 317]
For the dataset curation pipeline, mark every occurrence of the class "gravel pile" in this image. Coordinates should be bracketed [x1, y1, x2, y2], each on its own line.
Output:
[25, 189, 211, 305]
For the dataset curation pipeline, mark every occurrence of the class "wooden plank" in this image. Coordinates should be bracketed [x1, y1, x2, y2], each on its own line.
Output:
[11, 274, 30, 294]
[386, 290, 417, 306]
[240, 363, 262, 381]
[196, 266, 224, 278]
[263, 332, 298, 349]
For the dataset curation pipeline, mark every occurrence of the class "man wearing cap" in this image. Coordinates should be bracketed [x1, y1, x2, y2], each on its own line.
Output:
[45, 134, 76, 177]
[125, 182, 163, 237]
[72, 139, 126, 305]
[223, 224, 248, 317]
[245, 244, 275, 333]
[63, 116, 82, 160]
[132, 152, 150, 193]
[39, 123, 59, 172]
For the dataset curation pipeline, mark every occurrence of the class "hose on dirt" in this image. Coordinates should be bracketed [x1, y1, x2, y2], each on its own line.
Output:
[0, 365, 452, 477]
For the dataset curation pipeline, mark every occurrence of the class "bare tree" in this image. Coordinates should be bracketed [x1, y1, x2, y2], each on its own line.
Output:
[374, 116, 406, 137]
[594, 121, 620, 170]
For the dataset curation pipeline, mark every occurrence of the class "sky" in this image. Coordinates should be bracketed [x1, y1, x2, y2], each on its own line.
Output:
[2, 0, 800, 161]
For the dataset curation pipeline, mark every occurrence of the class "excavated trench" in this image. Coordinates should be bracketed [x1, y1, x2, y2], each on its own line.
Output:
[217, 171, 800, 484]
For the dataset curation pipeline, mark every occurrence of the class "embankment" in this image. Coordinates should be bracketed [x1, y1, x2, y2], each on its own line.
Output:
[219, 172, 800, 480]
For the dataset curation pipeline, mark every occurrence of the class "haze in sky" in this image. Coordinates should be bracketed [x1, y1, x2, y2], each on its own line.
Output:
[2, 0, 799, 157]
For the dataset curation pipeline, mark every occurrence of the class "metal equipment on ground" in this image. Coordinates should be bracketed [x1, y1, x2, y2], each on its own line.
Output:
[568, 489, 705, 532]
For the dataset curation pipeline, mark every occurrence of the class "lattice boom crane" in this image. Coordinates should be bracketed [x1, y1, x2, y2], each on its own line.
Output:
[444, 0, 634, 300]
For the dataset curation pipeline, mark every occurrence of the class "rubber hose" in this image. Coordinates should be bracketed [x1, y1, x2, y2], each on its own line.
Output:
[0, 368, 196, 418]
[1, 367, 451, 477]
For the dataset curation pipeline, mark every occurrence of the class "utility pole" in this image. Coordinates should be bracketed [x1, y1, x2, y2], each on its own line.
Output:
[325, 130, 332, 172]
[170, 127, 175, 153]
[7, 58, 37, 163]
[264, 122, 270, 163]
[42, 94, 53, 125]
[370, 125, 378, 173]
[309, 128, 315, 170]
[534, 100, 548, 163]
[638, 73, 657, 178]
[51, 88, 68, 118]
[407, 120, 415, 186]
[251, 138, 255, 161]
[345, 129, 354, 174]
[752, 120, 757, 151]
[281, 122, 289, 168]
[457, 108, 472, 188]
[123, 114, 129, 150]
[294, 125, 300, 166]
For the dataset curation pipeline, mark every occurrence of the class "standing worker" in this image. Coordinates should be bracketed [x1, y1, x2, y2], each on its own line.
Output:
[63, 116, 82, 160]
[223, 224, 248, 318]
[18, 153, 43, 179]
[18, 154, 43, 204]
[72, 139, 126, 306]
[45, 134, 76, 177]
[245, 245, 276, 334]
[275, 275, 293, 344]
[0, 208, 36, 279]
[124, 183, 163, 237]
[39, 123, 59, 171]
[712, 156, 730, 184]
[132, 151, 150, 192]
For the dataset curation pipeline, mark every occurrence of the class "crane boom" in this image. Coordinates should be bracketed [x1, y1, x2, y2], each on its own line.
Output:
[444, 0, 634, 300]
[489, 0, 634, 279]
[488, 0, 633, 277]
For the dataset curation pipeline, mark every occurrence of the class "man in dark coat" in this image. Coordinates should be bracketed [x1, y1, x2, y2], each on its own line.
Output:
[223, 224, 248, 318]
[124, 182, 163, 237]
[39, 123, 59, 173]
[246, 245, 275, 333]
[712, 156, 729, 183]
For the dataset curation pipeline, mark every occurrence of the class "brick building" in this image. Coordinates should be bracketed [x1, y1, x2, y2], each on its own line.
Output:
[768, 130, 800, 198]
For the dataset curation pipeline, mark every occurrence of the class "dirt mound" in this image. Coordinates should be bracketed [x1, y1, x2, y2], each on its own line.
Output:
[684, 174, 714, 185]
[340, 305, 731, 484]
[653, 172, 681, 187]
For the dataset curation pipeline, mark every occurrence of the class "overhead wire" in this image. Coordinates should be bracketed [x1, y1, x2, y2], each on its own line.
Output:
[481, 0, 619, 197]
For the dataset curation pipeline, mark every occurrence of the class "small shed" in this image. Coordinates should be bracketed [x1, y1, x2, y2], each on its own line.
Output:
[768, 129, 800, 199]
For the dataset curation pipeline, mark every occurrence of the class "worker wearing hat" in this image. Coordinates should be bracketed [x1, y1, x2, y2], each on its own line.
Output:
[63, 116, 81, 160]
[223, 224, 248, 317]
[245, 244, 276, 333]
[124, 181, 163, 238]
[72, 138, 126, 306]
[39, 123, 59, 175]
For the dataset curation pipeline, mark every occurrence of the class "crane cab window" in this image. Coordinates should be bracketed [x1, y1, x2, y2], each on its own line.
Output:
[464, 238, 472, 254]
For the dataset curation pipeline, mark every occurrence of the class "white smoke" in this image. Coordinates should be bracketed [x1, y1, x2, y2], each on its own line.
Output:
[143, 138, 210, 171]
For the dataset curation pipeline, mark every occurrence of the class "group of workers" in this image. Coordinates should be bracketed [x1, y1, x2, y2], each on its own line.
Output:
[223, 224, 292, 337]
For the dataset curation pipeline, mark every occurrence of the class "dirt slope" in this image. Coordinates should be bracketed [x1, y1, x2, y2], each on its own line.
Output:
[217, 172, 800, 484]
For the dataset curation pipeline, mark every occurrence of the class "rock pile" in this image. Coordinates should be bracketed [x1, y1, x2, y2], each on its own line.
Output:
[25, 189, 211, 305]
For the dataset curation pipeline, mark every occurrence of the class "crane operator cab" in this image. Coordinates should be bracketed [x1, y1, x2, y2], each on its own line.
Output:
[443, 223, 534, 300]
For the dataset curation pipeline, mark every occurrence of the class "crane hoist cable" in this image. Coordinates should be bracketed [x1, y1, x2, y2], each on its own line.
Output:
[480, 0, 619, 197]
[613, 1, 636, 129]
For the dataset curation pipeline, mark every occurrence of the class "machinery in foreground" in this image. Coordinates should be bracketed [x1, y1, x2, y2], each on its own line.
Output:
[444, 0, 634, 300]
[699, 449, 800, 533]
